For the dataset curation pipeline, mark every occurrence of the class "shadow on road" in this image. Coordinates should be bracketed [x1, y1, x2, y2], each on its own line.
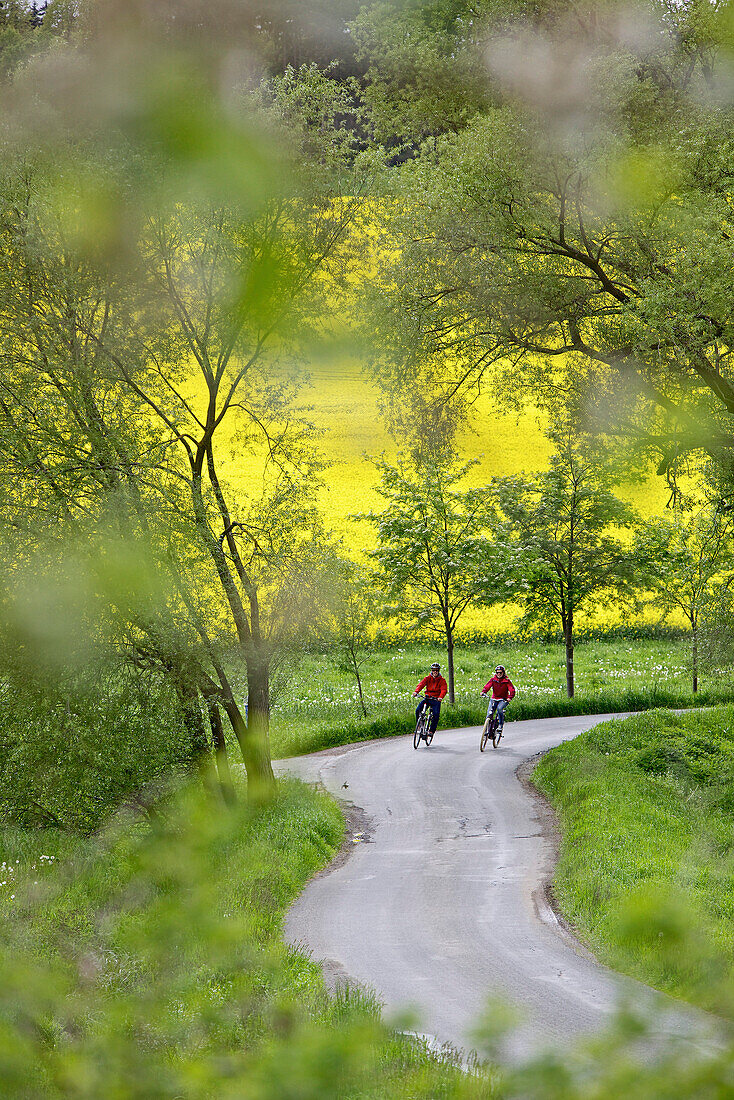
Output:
[419, 745, 463, 755]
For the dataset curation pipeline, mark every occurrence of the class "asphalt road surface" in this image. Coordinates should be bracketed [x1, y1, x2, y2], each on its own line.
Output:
[276, 715, 724, 1063]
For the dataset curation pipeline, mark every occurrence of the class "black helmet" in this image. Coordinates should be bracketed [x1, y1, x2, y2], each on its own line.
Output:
[495, 665, 505, 676]
[431, 662, 441, 671]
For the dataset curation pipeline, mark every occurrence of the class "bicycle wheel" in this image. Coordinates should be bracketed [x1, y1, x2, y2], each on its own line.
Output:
[491, 719, 500, 747]
[494, 723, 503, 747]
[425, 720, 434, 746]
[413, 721, 422, 749]
[480, 719, 491, 752]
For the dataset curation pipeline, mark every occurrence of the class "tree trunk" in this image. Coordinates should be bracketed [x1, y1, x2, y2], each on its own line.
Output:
[692, 618, 699, 694]
[564, 614, 575, 698]
[350, 651, 368, 717]
[221, 693, 275, 800]
[446, 623, 455, 705]
[210, 656, 275, 800]
[174, 683, 209, 761]
[207, 701, 236, 806]
[174, 682, 224, 799]
[239, 649, 276, 799]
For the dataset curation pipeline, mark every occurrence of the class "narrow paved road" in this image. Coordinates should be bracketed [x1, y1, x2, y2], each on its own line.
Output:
[276, 715, 722, 1062]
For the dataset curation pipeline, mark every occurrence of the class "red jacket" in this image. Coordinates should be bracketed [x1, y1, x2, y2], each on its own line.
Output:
[414, 673, 448, 700]
[483, 675, 515, 700]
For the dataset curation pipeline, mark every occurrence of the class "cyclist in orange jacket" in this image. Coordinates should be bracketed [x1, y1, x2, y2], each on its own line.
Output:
[413, 662, 448, 734]
[481, 665, 516, 733]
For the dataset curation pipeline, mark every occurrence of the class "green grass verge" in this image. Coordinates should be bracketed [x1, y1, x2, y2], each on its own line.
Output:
[0, 780, 496, 1098]
[268, 638, 734, 757]
[272, 686, 730, 759]
[533, 706, 734, 1017]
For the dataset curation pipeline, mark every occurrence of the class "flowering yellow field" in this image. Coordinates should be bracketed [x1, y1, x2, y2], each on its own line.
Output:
[217, 353, 672, 632]
[306, 359, 669, 550]
[299, 360, 673, 633]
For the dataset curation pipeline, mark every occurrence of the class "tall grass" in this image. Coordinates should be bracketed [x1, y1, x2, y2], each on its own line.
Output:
[533, 706, 734, 1017]
[0, 778, 496, 1098]
[269, 638, 732, 757]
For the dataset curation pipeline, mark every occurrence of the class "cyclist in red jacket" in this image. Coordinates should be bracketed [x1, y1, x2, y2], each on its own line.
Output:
[413, 662, 448, 734]
[481, 666, 516, 733]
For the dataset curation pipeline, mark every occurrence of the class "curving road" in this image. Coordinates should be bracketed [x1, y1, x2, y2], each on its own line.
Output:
[276, 716, 723, 1062]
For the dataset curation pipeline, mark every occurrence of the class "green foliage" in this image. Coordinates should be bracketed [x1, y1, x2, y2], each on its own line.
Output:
[0, 0, 65, 81]
[0, 662, 192, 833]
[492, 427, 648, 695]
[638, 504, 734, 625]
[363, 0, 734, 486]
[534, 706, 734, 1014]
[363, 454, 503, 615]
[0, 0, 372, 795]
[0, 778, 493, 1098]
[315, 557, 379, 716]
[262, 61, 365, 170]
[359, 452, 508, 699]
[637, 502, 734, 690]
[351, 0, 490, 147]
[494, 431, 642, 632]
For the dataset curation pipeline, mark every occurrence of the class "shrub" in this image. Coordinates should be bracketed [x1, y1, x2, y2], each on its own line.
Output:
[0, 663, 192, 832]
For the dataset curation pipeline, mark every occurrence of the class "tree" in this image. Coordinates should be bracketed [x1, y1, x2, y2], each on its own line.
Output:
[319, 559, 379, 718]
[351, 0, 491, 151]
[638, 503, 734, 692]
[361, 452, 506, 703]
[493, 431, 642, 696]
[0, 0, 370, 799]
[361, 0, 734, 490]
[0, 159, 363, 797]
[0, 0, 71, 80]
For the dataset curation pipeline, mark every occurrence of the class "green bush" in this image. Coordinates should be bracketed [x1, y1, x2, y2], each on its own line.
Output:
[0, 664, 193, 832]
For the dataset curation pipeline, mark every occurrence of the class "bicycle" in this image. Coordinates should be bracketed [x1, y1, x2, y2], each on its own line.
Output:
[413, 698, 435, 749]
[480, 703, 505, 751]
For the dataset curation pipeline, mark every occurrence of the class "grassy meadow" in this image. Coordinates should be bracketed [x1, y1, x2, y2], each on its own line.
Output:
[534, 707, 734, 1017]
[265, 634, 728, 758]
[0, 779, 495, 1098]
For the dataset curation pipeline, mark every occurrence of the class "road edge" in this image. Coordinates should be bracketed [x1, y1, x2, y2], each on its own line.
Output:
[516, 752, 598, 964]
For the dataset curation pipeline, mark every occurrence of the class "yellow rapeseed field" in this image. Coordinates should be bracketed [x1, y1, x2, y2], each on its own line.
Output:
[301, 359, 669, 551]
[235, 358, 672, 633]
[210, 352, 675, 632]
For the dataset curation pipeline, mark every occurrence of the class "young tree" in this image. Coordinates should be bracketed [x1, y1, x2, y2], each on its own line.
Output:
[638, 504, 734, 692]
[493, 432, 642, 697]
[361, 453, 506, 703]
[319, 559, 379, 718]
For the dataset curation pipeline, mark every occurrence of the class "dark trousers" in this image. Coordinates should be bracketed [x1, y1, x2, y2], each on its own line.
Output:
[416, 697, 441, 733]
